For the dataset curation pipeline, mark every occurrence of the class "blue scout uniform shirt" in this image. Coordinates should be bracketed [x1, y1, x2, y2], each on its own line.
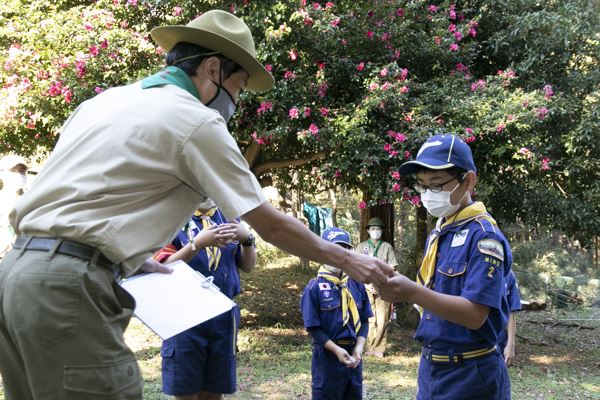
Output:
[301, 276, 373, 343]
[414, 217, 512, 351]
[498, 270, 522, 350]
[171, 209, 241, 299]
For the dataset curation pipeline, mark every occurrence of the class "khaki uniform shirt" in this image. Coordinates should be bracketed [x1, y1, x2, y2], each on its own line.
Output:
[10, 83, 265, 274]
[357, 240, 398, 268]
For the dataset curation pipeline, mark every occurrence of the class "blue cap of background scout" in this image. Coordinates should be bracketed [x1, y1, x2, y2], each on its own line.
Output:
[321, 227, 352, 248]
[399, 134, 477, 176]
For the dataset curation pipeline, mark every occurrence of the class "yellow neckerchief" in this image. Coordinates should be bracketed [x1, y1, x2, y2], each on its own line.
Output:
[317, 266, 361, 333]
[193, 207, 221, 271]
[416, 202, 497, 314]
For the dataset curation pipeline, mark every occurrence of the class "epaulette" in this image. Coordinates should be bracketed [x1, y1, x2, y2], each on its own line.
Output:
[474, 216, 497, 234]
[305, 278, 318, 290]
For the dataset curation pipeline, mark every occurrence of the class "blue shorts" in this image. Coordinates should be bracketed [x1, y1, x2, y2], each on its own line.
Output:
[312, 344, 362, 400]
[417, 349, 510, 400]
[161, 306, 240, 396]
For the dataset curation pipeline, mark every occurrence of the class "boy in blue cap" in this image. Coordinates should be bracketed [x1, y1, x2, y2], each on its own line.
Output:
[301, 227, 373, 400]
[378, 134, 513, 399]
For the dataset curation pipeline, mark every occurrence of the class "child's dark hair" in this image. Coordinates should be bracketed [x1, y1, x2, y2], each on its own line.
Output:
[166, 42, 243, 78]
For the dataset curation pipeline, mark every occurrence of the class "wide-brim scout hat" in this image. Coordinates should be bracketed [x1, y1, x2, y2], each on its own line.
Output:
[322, 227, 352, 248]
[399, 134, 477, 176]
[150, 10, 274, 92]
[0, 154, 28, 171]
[366, 217, 384, 228]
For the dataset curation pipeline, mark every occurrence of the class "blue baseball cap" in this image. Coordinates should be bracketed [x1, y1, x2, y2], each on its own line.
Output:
[399, 134, 477, 176]
[321, 227, 352, 248]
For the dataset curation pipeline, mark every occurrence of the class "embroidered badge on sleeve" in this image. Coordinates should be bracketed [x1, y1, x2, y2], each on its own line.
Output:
[477, 239, 505, 261]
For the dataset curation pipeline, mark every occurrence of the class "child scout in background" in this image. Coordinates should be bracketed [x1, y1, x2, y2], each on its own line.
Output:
[301, 227, 373, 400]
[378, 134, 513, 399]
[154, 198, 256, 400]
[358, 217, 398, 358]
[499, 270, 522, 366]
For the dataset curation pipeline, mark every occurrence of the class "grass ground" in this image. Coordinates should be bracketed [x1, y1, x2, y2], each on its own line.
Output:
[1, 257, 599, 399]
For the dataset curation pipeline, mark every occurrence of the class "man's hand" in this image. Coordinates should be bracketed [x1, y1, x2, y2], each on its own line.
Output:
[377, 274, 419, 303]
[222, 221, 251, 243]
[340, 251, 395, 286]
[138, 257, 173, 274]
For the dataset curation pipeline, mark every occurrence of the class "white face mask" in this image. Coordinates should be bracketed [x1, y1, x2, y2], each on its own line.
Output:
[368, 229, 382, 240]
[323, 264, 341, 274]
[421, 181, 466, 218]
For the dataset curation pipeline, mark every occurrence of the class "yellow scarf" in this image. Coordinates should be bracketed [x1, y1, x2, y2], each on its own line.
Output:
[317, 266, 361, 333]
[193, 207, 221, 270]
[416, 202, 497, 312]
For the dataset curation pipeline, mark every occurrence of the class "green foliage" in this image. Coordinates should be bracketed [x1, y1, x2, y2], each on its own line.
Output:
[0, 0, 598, 243]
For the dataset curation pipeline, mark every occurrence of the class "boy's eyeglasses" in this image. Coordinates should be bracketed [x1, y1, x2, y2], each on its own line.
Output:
[414, 173, 465, 194]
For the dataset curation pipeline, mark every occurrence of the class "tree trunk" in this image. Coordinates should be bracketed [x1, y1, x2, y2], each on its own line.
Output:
[329, 188, 338, 227]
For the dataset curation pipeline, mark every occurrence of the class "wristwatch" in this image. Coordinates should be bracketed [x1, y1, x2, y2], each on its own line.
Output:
[240, 233, 255, 247]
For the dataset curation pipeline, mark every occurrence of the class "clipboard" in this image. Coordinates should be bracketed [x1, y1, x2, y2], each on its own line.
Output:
[121, 260, 235, 339]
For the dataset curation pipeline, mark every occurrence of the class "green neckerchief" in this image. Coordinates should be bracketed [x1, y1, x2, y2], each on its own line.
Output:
[141, 66, 201, 101]
[367, 238, 383, 258]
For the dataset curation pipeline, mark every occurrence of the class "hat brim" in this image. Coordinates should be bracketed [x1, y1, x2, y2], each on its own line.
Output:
[151, 25, 274, 92]
[398, 159, 455, 176]
[333, 240, 353, 247]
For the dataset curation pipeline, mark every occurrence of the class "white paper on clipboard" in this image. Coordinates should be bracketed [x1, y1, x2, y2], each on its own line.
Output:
[121, 260, 235, 340]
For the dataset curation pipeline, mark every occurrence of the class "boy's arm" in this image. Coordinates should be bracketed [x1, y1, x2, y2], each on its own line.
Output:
[377, 275, 490, 330]
[504, 312, 517, 365]
[323, 340, 356, 367]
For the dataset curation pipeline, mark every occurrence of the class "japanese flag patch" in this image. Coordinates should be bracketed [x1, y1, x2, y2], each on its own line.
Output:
[477, 239, 504, 261]
[319, 282, 331, 291]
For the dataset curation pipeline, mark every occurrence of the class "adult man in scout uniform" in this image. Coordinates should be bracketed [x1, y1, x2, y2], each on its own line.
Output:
[301, 227, 373, 400]
[358, 217, 398, 358]
[378, 134, 512, 399]
[0, 10, 393, 400]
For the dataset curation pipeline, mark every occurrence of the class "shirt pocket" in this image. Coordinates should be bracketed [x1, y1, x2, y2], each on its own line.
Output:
[435, 261, 467, 295]
[319, 294, 341, 311]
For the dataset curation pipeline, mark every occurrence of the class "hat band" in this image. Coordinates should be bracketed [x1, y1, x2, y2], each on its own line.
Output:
[171, 51, 222, 65]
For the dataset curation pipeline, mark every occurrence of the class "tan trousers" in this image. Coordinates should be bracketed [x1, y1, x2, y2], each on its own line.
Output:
[0, 247, 143, 399]
[366, 291, 391, 354]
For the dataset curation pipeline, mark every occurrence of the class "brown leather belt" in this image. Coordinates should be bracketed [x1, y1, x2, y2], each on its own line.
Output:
[13, 236, 122, 279]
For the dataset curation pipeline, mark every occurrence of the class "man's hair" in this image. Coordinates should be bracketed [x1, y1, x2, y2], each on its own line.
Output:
[166, 42, 243, 79]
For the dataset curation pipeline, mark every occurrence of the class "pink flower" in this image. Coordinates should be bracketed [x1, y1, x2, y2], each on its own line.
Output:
[318, 82, 329, 98]
[48, 81, 63, 97]
[399, 85, 409, 94]
[496, 123, 506, 133]
[434, 36, 442, 45]
[331, 17, 341, 27]
[396, 8, 404, 17]
[380, 67, 388, 77]
[288, 106, 299, 119]
[89, 45, 99, 57]
[94, 86, 105, 94]
[471, 79, 486, 92]
[357, 61, 365, 71]
[381, 32, 391, 42]
[312, 2, 321, 9]
[303, 107, 311, 117]
[283, 70, 296, 80]
[454, 31, 463, 41]
[428, 5, 439, 13]
[448, 23, 457, 33]
[257, 101, 273, 115]
[536, 106, 549, 119]
[62, 87, 73, 103]
[465, 127, 473, 135]
[358, 201, 367, 210]
[399, 68, 409, 81]
[84, 22, 94, 31]
[465, 136, 476, 143]
[289, 49, 298, 61]
[391, 171, 401, 180]
[522, 100, 529, 108]
[410, 196, 421, 206]
[384, 143, 392, 152]
[334, 169, 341, 178]
[308, 123, 319, 135]
[391, 183, 401, 192]
[320, 107, 330, 116]
[265, 64, 273, 72]
[543, 84, 554, 99]
[449, 5, 457, 20]
[541, 157, 551, 170]
[368, 82, 380, 91]
[518, 147, 532, 159]
[127, 0, 137, 6]
[450, 43, 459, 52]
[468, 27, 477, 37]
[404, 150, 411, 159]
[325, 2, 334, 9]
[390, 150, 399, 157]
[172, 6, 182, 16]
[366, 31, 374, 39]
[100, 39, 109, 49]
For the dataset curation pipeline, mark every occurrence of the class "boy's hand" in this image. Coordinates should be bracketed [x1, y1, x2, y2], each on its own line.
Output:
[504, 343, 515, 366]
[377, 274, 419, 303]
[221, 221, 251, 243]
[350, 346, 364, 369]
[333, 346, 356, 368]
[195, 224, 236, 248]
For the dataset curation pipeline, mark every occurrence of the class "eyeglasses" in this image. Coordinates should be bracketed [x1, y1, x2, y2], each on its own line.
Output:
[414, 174, 465, 194]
